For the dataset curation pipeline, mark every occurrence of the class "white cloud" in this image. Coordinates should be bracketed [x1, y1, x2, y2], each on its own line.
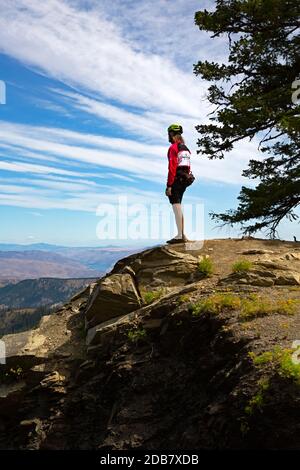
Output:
[97, 0, 227, 68]
[0, 120, 262, 188]
[0, 117, 167, 155]
[0, 125, 165, 182]
[0, 0, 208, 116]
[0, 184, 172, 212]
[29, 211, 43, 217]
[55, 89, 205, 142]
[0, 160, 84, 177]
[0, 1, 264, 215]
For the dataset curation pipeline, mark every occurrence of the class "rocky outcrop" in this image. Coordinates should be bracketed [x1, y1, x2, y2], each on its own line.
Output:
[86, 282, 200, 350]
[110, 245, 199, 288]
[85, 273, 142, 329]
[221, 250, 300, 287]
[0, 238, 299, 450]
[85, 245, 200, 347]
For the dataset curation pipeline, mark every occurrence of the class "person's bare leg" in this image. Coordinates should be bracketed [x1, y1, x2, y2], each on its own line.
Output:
[172, 203, 184, 239]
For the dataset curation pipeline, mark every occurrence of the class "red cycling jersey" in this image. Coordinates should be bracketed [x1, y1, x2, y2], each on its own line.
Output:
[167, 142, 191, 187]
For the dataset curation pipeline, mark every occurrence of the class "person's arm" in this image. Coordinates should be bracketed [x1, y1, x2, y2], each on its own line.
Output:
[166, 145, 178, 188]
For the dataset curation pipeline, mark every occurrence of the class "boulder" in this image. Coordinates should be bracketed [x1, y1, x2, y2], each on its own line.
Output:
[111, 246, 199, 288]
[85, 273, 142, 328]
[86, 311, 136, 349]
[254, 260, 290, 271]
[275, 271, 300, 285]
[86, 280, 200, 350]
[221, 272, 275, 287]
[0, 329, 47, 369]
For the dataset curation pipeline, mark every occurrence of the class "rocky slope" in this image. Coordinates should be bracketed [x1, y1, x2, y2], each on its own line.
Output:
[0, 277, 98, 337]
[0, 237, 299, 450]
[0, 277, 97, 310]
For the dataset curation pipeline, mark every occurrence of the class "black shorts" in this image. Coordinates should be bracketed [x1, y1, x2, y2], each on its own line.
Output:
[167, 179, 186, 204]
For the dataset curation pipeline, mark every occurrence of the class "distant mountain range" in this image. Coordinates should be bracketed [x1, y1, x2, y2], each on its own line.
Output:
[0, 243, 146, 281]
[0, 277, 94, 309]
[0, 243, 129, 252]
[0, 242, 148, 334]
[0, 277, 97, 335]
[0, 243, 66, 252]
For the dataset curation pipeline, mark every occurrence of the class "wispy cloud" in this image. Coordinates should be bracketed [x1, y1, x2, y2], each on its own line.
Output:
[0, 1, 262, 218]
[0, 120, 261, 186]
[29, 211, 43, 217]
[0, 159, 83, 177]
[98, 0, 227, 68]
[0, 0, 208, 116]
[55, 89, 205, 142]
[0, 182, 173, 212]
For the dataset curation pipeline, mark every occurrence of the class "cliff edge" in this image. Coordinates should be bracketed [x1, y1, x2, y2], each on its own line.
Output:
[0, 237, 300, 449]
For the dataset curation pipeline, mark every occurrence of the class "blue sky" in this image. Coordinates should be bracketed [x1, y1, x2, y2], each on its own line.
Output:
[0, 0, 298, 246]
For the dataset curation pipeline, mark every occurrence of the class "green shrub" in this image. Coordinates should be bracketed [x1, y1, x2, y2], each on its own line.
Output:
[127, 328, 147, 343]
[189, 293, 299, 320]
[248, 350, 274, 366]
[278, 349, 300, 382]
[190, 293, 241, 316]
[142, 289, 165, 305]
[245, 378, 270, 415]
[249, 347, 300, 384]
[197, 257, 214, 277]
[232, 259, 253, 273]
[0, 366, 23, 384]
[178, 294, 190, 304]
[240, 296, 298, 319]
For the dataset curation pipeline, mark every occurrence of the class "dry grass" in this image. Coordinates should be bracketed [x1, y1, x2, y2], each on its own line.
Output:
[189, 292, 299, 319]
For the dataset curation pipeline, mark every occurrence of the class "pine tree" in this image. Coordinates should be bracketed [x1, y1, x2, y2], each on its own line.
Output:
[194, 0, 300, 237]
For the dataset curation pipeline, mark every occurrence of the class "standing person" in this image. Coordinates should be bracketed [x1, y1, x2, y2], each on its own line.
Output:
[165, 124, 193, 244]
